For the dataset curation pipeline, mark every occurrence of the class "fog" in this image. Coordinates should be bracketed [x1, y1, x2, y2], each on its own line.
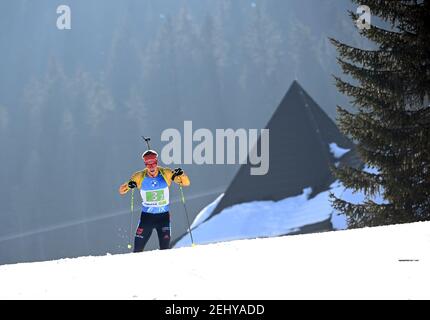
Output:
[0, 0, 367, 265]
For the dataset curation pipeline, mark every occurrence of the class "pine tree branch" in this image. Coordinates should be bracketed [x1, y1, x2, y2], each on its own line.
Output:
[361, 24, 416, 50]
[333, 166, 383, 196]
[336, 58, 405, 96]
[330, 193, 398, 228]
[329, 38, 394, 70]
[333, 76, 398, 111]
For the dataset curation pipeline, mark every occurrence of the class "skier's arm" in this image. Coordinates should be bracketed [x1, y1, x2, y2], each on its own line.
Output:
[118, 182, 129, 195]
[167, 168, 190, 187]
[118, 171, 144, 195]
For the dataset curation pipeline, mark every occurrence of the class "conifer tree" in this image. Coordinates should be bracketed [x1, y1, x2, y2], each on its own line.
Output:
[330, 0, 430, 227]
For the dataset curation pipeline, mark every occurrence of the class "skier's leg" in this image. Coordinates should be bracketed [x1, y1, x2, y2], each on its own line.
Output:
[155, 212, 171, 250]
[134, 213, 153, 252]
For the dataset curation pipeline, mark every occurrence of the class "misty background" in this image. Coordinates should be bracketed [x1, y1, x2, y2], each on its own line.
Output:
[0, 0, 367, 265]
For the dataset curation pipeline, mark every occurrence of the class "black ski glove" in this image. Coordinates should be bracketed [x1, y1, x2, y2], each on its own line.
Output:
[171, 168, 184, 180]
[128, 181, 137, 189]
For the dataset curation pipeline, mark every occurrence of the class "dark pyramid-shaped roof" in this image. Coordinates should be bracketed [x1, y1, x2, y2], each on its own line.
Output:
[209, 80, 354, 219]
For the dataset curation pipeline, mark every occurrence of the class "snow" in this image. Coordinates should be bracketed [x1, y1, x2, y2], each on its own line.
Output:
[329, 142, 350, 159]
[363, 165, 379, 174]
[175, 179, 384, 247]
[177, 187, 324, 246]
[0, 221, 429, 299]
[190, 193, 224, 230]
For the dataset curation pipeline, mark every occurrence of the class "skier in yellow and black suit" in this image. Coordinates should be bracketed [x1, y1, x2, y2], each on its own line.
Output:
[119, 150, 190, 252]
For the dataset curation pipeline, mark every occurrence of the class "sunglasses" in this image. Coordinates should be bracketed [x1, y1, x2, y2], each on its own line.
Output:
[144, 159, 158, 166]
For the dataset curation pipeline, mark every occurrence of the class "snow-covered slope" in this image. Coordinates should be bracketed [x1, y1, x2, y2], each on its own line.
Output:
[0, 221, 429, 299]
[175, 179, 384, 247]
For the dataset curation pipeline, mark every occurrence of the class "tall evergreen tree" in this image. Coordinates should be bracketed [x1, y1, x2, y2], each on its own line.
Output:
[330, 0, 430, 227]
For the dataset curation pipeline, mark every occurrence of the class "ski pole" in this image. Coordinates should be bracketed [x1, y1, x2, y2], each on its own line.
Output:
[127, 188, 135, 250]
[142, 136, 151, 149]
[179, 185, 195, 247]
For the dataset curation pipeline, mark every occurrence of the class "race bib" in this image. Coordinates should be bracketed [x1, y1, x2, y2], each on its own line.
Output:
[142, 187, 169, 207]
